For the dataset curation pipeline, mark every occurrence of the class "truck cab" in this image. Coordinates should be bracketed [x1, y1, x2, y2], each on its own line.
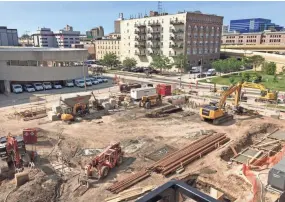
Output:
[75, 79, 85, 88]
[23, 84, 35, 92]
[52, 82, 62, 89]
[42, 82, 52, 90]
[11, 84, 23, 93]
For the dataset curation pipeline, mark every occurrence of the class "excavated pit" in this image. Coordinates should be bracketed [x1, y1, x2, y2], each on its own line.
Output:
[220, 123, 278, 161]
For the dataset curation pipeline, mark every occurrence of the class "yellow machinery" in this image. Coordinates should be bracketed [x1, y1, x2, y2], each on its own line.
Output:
[200, 82, 243, 125]
[61, 103, 88, 121]
[242, 82, 277, 103]
[139, 94, 162, 109]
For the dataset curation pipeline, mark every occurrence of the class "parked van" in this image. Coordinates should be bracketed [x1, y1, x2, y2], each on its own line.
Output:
[12, 84, 23, 93]
[206, 69, 216, 76]
[42, 82, 52, 90]
[64, 80, 74, 87]
[52, 82, 62, 89]
[75, 79, 85, 88]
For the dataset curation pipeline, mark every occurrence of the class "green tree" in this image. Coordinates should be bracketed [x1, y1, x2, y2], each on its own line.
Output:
[262, 62, 277, 75]
[150, 55, 171, 74]
[247, 55, 265, 71]
[172, 54, 187, 72]
[123, 57, 137, 68]
[21, 34, 30, 39]
[101, 53, 120, 67]
[242, 72, 250, 82]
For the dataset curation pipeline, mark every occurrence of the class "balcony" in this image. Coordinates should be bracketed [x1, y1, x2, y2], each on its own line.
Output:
[135, 44, 146, 48]
[135, 52, 146, 56]
[135, 37, 146, 42]
[147, 52, 160, 56]
[148, 22, 161, 27]
[169, 36, 184, 41]
[170, 28, 184, 33]
[170, 20, 184, 25]
[134, 30, 146, 35]
[169, 44, 184, 49]
[149, 30, 160, 34]
[134, 23, 146, 28]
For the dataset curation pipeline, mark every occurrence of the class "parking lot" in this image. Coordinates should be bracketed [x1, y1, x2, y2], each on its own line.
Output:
[0, 77, 114, 108]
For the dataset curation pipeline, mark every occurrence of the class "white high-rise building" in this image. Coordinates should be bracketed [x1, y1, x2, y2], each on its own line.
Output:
[32, 25, 80, 48]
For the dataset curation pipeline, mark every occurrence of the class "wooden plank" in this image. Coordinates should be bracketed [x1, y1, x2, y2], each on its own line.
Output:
[230, 145, 238, 156]
[105, 185, 155, 202]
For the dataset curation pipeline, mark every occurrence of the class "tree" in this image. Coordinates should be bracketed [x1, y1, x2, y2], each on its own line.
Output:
[87, 54, 95, 60]
[242, 72, 251, 82]
[262, 62, 277, 75]
[172, 54, 187, 72]
[123, 57, 137, 68]
[21, 34, 30, 39]
[101, 53, 120, 67]
[247, 55, 265, 71]
[150, 55, 171, 74]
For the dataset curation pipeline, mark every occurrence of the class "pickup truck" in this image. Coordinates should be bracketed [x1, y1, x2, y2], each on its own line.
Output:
[12, 84, 23, 93]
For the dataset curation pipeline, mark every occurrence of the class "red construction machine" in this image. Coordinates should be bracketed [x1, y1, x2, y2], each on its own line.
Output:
[79, 142, 124, 188]
[6, 135, 24, 173]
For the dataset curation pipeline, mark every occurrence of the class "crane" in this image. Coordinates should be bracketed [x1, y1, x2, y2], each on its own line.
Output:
[242, 82, 277, 103]
[200, 82, 243, 125]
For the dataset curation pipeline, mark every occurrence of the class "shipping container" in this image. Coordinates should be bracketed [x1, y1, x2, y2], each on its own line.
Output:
[157, 84, 172, 96]
[130, 87, 157, 100]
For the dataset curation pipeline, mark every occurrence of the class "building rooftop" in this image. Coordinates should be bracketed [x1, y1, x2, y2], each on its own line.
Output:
[0, 47, 86, 52]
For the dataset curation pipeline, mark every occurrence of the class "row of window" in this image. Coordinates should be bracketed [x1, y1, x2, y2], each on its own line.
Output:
[269, 39, 281, 42]
[98, 51, 120, 55]
[97, 46, 119, 49]
[269, 35, 282, 38]
[96, 41, 119, 45]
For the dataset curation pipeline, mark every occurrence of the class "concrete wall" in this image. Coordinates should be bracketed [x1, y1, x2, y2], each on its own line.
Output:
[0, 48, 88, 61]
[0, 63, 88, 81]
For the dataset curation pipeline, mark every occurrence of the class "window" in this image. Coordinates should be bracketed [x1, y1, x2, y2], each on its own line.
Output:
[199, 49, 203, 54]
[193, 48, 197, 55]
[215, 48, 218, 53]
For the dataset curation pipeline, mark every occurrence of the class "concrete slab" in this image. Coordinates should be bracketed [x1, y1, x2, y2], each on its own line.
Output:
[232, 148, 260, 164]
[145, 145, 177, 162]
[268, 130, 285, 141]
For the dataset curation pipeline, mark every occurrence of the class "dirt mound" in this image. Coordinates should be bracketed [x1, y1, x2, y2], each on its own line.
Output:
[8, 173, 61, 202]
[220, 123, 278, 161]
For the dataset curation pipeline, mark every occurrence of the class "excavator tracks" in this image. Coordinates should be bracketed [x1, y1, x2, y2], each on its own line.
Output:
[213, 114, 233, 125]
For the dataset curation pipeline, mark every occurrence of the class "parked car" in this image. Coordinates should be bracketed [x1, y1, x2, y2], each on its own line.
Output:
[205, 69, 216, 76]
[23, 84, 35, 92]
[97, 76, 108, 82]
[75, 79, 85, 88]
[64, 80, 74, 87]
[52, 82, 62, 89]
[93, 76, 104, 83]
[85, 78, 93, 86]
[11, 84, 23, 94]
[42, 82, 52, 90]
[89, 77, 99, 85]
[197, 73, 207, 78]
[33, 83, 44, 91]
[121, 67, 131, 71]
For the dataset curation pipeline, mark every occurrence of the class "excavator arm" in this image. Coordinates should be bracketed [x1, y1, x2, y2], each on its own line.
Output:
[218, 83, 242, 109]
[242, 82, 267, 91]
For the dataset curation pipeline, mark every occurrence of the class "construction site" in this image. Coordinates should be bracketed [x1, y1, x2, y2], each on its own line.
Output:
[1, 77, 285, 202]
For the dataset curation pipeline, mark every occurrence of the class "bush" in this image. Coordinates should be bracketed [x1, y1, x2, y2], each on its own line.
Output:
[273, 75, 278, 83]
[229, 77, 235, 84]
[242, 72, 250, 81]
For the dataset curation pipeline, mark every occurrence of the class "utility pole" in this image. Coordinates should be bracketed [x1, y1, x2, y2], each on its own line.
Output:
[82, 57, 87, 91]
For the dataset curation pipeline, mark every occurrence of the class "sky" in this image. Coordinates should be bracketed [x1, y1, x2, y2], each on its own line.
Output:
[0, 1, 284, 36]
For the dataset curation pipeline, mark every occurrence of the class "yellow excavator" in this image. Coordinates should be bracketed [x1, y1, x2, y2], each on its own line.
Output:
[242, 82, 277, 103]
[200, 82, 244, 125]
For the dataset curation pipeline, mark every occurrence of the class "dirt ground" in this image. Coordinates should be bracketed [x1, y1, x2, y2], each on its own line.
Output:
[0, 90, 285, 202]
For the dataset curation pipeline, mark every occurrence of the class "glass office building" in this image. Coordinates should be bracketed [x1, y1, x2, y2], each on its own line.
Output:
[230, 18, 283, 33]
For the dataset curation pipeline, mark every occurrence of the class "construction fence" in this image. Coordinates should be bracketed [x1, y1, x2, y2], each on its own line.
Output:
[243, 145, 285, 202]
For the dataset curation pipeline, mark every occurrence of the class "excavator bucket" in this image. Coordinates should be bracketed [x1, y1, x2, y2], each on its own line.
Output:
[15, 171, 29, 187]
